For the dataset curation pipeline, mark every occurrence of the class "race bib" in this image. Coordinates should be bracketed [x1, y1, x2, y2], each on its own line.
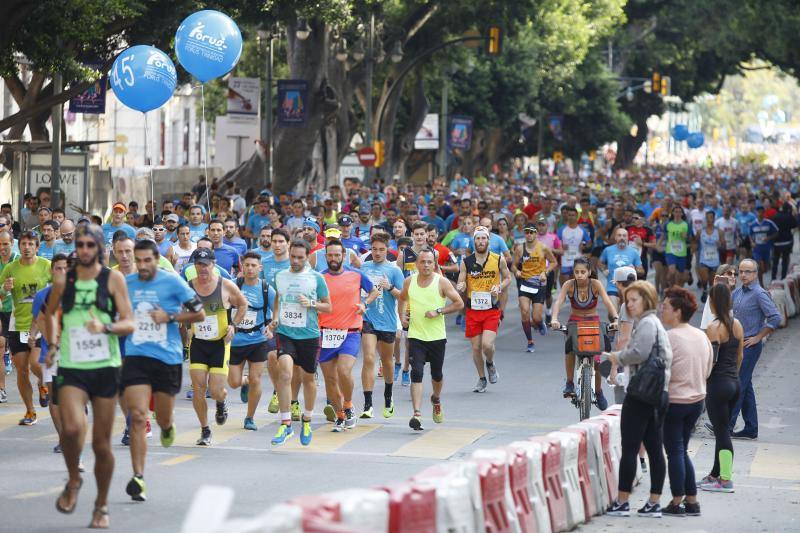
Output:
[564, 248, 579, 262]
[133, 312, 167, 344]
[69, 328, 110, 364]
[755, 233, 766, 245]
[281, 302, 306, 328]
[702, 246, 718, 263]
[520, 284, 539, 295]
[321, 328, 347, 349]
[195, 315, 220, 340]
[724, 228, 736, 248]
[470, 291, 492, 310]
[19, 331, 29, 344]
[669, 240, 685, 255]
[233, 308, 258, 330]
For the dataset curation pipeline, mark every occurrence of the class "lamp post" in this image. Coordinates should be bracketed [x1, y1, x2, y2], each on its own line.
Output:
[364, 11, 375, 185]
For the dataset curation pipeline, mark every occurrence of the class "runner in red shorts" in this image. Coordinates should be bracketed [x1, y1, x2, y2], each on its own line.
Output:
[456, 226, 511, 393]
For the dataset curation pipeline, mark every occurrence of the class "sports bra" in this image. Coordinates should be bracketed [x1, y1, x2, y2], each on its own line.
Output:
[569, 280, 598, 310]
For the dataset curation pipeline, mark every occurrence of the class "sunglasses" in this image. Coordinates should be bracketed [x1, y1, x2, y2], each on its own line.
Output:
[723, 270, 736, 276]
[524, 229, 537, 234]
[61, 232, 74, 238]
[76, 241, 97, 249]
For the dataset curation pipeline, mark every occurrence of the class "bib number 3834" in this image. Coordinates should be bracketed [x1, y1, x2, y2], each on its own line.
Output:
[281, 303, 306, 328]
[70, 328, 110, 363]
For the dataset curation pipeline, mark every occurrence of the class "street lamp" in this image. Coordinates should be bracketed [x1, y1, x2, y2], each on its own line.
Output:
[296, 18, 311, 40]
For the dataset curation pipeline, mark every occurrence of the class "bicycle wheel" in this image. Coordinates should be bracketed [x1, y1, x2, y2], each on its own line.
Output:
[579, 362, 593, 420]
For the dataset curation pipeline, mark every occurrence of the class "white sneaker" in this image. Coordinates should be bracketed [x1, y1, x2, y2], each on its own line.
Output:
[0, 388, 6, 403]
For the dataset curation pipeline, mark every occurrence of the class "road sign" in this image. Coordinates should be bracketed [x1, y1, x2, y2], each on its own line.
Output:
[357, 146, 377, 167]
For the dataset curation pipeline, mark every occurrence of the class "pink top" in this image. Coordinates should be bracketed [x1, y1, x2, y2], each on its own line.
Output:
[537, 233, 561, 267]
[667, 324, 714, 404]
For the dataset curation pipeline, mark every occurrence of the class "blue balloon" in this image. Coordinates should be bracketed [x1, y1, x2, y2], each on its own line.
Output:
[175, 10, 243, 83]
[110, 46, 177, 113]
[672, 124, 689, 141]
[687, 132, 705, 149]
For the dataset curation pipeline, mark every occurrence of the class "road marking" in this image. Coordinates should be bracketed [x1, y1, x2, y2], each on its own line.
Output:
[750, 443, 800, 481]
[278, 423, 382, 453]
[11, 485, 63, 500]
[160, 454, 198, 466]
[0, 410, 51, 432]
[36, 415, 128, 442]
[392, 427, 487, 459]
[172, 422, 247, 448]
[447, 418, 562, 430]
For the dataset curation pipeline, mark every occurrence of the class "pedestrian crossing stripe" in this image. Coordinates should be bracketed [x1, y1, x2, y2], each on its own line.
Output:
[392, 427, 487, 459]
[0, 409, 51, 431]
[750, 443, 800, 481]
[275, 423, 382, 453]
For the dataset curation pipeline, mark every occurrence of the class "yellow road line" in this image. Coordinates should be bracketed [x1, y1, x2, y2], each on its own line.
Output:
[392, 427, 487, 459]
[278, 423, 382, 453]
[160, 454, 198, 466]
[750, 443, 800, 481]
[172, 422, 248, 448]
[11, 485, 63, 500]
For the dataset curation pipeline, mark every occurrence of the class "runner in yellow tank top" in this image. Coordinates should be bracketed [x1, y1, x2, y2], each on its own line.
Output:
[399, 248, 463, 431]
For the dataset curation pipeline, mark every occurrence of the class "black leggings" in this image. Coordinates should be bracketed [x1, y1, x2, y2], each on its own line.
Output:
[408, 339, 446, 383]
[772, 243, 792, 280]
[619, 395, 666, 494]
[706, 378, 740, 478]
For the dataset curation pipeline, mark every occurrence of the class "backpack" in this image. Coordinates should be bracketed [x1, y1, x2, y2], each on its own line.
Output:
[62, 266, 116, 317]
[235, 278, 271, 331]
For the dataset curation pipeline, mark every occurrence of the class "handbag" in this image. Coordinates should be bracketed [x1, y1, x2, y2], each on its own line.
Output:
[626, 320, 666, 406]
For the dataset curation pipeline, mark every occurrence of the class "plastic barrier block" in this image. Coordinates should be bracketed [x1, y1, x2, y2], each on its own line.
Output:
[250, 503, 303, 533]
[289, 494, 341, 529]
[573, 422, 608, 514]
[562, 426, 598, 518]
[181, 485, 235, 533]
[472, 449, 522, 533]
[379, 482, 437, 533]
[474, 457, 519, 533]
[326, 488, 390, 533]
[530, 437, 567, 533]
[503, 446, 539, 533]
[547, 432, 586, 528]
[509, 441, 552, 533]
[414, 462, 483, 533]
[583, 418, 617, 504]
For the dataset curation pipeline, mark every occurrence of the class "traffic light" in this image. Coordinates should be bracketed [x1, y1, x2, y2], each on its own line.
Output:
[651, 72, 662, 93]
[373, 140, 385, 168]
[486, 25, 503, 56]
[660, 76, 671, 96]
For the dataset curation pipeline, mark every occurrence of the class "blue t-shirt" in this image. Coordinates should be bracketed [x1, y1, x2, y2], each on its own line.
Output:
[224, 237, 248, 257]
[251, 248, 273, 261]
[262, 255, 290, 286]
[102, 222, 136, 246]
[449, 232, 475, 263]
[488, 233, 509, 255]
[32, 285, 51, 363]
[232, 280, 276, 347]
[213, 244, 241, 274]
[600, 244, 642, 293]
[423, 215, 446, 235]
[187, 223, 208, 242]
[341, 236, 366, 256]
[157, 240, 172, 258]
[735, 211, 757, 237]
[124, 270, 197, 365]
[750, 218, 778, 247]
[52, 240, 75, 256]
[360, 260, 404, 332]
[37, 241, 57, 260]
[246, 214, 270, 236]
[274, 268, 329, 340]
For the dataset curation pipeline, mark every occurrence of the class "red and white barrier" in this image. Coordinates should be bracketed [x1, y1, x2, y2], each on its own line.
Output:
[471, 449, 522, 532]
[562, 425, 598, 519]
[414, 462, 484, 533]
[379, 482, 437, 533]
[327, 488, 390, 532]
[573, 421, 609, 513]
[530, 437, 568, 533]
[547, 432, 586, 528]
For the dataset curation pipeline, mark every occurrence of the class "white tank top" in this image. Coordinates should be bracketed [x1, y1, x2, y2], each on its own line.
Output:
[174, 242, 197, 271]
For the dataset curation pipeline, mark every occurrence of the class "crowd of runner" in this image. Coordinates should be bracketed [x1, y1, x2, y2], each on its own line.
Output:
[0, 163, 796, 526]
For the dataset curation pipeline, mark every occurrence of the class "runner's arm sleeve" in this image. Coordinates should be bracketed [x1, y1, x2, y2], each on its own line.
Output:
[182, 295, 204, 313]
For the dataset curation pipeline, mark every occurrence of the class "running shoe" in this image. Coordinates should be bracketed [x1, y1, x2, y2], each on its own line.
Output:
[215, 400, 229, 426]
[545, 313, 552, 325]
[562, 381, 576, 396]
[160, 424, 176, 448]
[432, 401, 444, 424]
[637, 501, 662, 518]
[697, 475, 718, 488]
[205, 389, 212, 398]
[344, 409, 357, 429]
[383, 401, 395, 418]
[125, 475, 147, 502]
[377, 364, 383, 378]
[323, 404, 336, 423]
[300, 420, 312, 446]
[393, 363, 401, 382]
[731, 430, 757, 440]
[196, 427, 212, 446]
[703, 422, 716, 434]
[290, 402, 301, 421]
[595, 391, 608, 411]
[0, 388, 7, 403]
[185, 389, 193, 400]
[121, 427, 131, 446]
[701, 479, 734, 493]
[240, 383, 249, 404]
[78, 457, 85, 473]
[145, 419, 153, 438]
[401, 370, 411, 387]
[526, 342, 535, 353]
[3, 352, 10, 374]
[606, 499, 630, 517]
[409, 414, 424, 431]
[243, 417, 257, 431]
[53, 443, 62, 453]
[19, 411, 37, 426]
[473, 377, 488, 393]
[271, 423, 294, 446]
[538, 321, 548, 336]
[701, 290, 708, 303]
[486, 362, 498, 384]
[360, 406, 374, 419]
[267, 392, 279, 414]
[683, 500, 701, 516]
[332, 418, 346, 432]
[662, 502, 686, 517]
[455, 314, 463, 327]
[640, 456, 648, 473]
[183, 345, 190, 361]
[38, 385, 49, 408]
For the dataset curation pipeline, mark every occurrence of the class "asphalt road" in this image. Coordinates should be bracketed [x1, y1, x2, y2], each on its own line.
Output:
[0, 281, 798, 532]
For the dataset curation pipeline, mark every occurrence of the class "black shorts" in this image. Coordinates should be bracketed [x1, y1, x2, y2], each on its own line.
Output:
[651, 250, 666, 264]
[121, 356, 182, 395]
[230, 342, 268, 365]
[189, 338, 230, 375]
[517, 279, 546, 304]
[546, 270, 556, 296]
[265, 336, 277, 353]
[739, 238, 751, 251]
[591, 246, 604, 258]
[0, 312, 10, 339]
[8, 331, 31, 354]
[408, 338, 446, 383]
[276, 333, 319, 374]
[362, 320, 397, 344]
[54, 366, 121, 405]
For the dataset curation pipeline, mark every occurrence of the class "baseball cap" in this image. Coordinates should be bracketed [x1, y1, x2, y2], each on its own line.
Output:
[112, 202, 126, 212]
[164, 213, 179, 223]
[337, 214, 353, 226]
[136, 227, 156, 242]
[303, 218, 320, 233]
[523, 222, 537, 231]
[473, 226, 491, 239]
[324, 227, 342, 238]
[192, 248, 216, 265]
[612, 266, 637, 285]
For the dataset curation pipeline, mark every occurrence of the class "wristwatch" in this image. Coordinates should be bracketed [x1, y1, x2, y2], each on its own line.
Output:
[310, 299, 317, 308]
[168, 313, 176, 323]
[103, 323, 113, 335]
[436, 307, 444, 315]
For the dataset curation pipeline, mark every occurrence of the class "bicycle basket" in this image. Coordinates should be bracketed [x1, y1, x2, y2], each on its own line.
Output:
[568, 321, 602, 356]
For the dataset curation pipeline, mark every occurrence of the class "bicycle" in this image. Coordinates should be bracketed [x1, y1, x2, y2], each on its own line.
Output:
[555, 320, 615, 420]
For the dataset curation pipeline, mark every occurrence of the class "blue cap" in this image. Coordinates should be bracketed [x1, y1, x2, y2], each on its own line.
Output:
[303, 218, 320, 233]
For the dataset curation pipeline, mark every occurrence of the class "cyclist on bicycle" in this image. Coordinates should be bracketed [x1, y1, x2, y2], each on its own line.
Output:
[550, 257, 618, 410]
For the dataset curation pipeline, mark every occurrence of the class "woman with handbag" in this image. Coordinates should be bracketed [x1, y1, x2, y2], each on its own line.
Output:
[603, 281, 673, 518]
[660, 287, 713, 516]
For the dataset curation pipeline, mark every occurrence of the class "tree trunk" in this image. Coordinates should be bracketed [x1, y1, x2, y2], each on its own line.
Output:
[390, 75, 429, 180]
[614, 118, 648, 170]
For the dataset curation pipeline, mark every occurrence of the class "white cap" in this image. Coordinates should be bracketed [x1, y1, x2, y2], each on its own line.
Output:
[612, 266, 637, 284]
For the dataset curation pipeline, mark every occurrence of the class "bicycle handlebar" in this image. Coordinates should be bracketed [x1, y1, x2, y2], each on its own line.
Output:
[552, 322, 617, 334]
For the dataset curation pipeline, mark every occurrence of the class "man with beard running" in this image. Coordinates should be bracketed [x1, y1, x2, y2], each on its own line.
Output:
[187, 248, 248, 446]
[512, 222, 557, 353]
[44, 224, 134, 528]
[121, 240, 205, 502]
[457, 226, 512, 393]
[261, 228, 291, 415]
[399, 248, 464, 430]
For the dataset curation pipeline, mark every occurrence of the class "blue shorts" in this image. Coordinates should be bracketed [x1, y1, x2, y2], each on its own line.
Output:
[752, 245, 771, 263]
[265, 336, 277, 353]
[665, 253, 687, 272]
[318, 331, 361, 362]
[560, 266, 574, 276]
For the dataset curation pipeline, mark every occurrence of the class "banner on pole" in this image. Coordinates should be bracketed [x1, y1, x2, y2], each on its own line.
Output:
[547, 114, 564, 141]
[277, 80, 308, 127]
[68, 64, 107, 114]
[448, 115, 473, 151]
[414, 113, 439, 150]
[227, 77, 260, 115]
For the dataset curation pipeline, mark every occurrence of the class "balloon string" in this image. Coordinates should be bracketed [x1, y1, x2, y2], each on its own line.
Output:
[144, 111, 154, 216]
[201, 83, 211, 217]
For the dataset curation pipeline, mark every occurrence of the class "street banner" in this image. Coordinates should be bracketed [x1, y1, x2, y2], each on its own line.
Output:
[227, 77, 260, 115]
[277, 79, 308, 127]
[68, 64, 107, 114]
[448, 115, 473, 151]
[547, 114, 564, 141]
[415, 113, 439, 149]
